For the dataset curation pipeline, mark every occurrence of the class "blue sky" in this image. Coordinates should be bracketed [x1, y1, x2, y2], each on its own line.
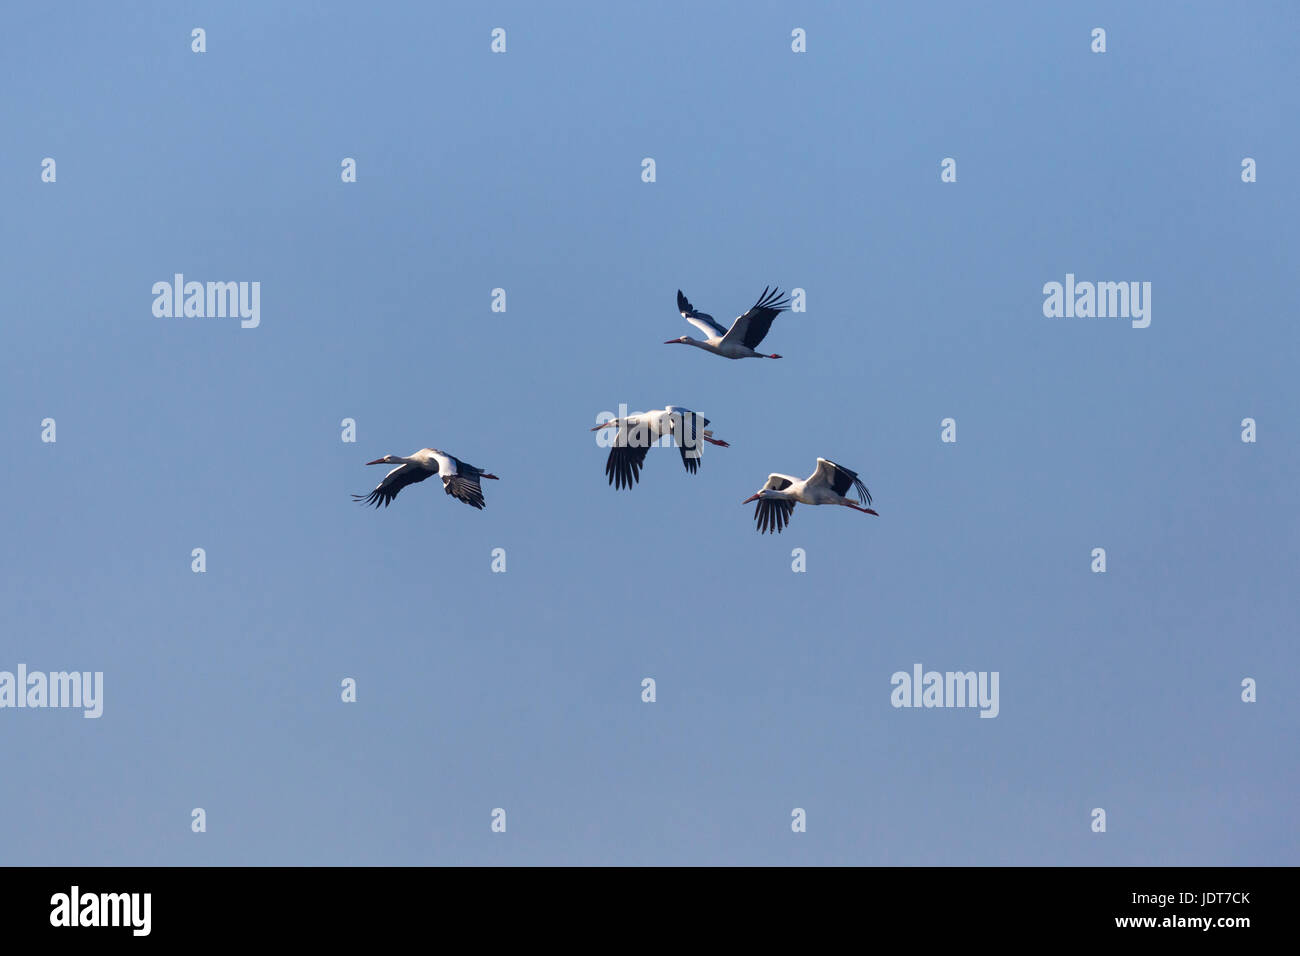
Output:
[1, 1, 1296, 865]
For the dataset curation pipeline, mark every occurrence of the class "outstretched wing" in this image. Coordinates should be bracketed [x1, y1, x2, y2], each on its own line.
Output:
[441, 456, 496, 510]
[603, 421, 656, 490]
[677, 289, 727, 338]
[442, 474, 486, 509]
[605, 441, 651, 489]
[753, 474, 796, 534]
[667, 407, 710, 475]
[720, 286, 790, 351]
[353, 463, 435, 508]
[814, 458, 872, 506]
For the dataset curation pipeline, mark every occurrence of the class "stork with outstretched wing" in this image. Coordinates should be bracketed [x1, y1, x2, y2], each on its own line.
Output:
[353, 448, 499, 510]
[591, 406, 729, 490]
[743, 458, 878, 534]
[666, 287, 790, 359]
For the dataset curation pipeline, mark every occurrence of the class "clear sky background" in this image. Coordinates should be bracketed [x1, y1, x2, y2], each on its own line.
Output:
[1, 2, 1296, 865]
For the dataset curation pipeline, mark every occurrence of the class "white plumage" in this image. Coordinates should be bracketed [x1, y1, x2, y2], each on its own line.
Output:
[743, 458, 878, 533]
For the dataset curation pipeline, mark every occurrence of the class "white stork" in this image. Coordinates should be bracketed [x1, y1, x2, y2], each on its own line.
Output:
[742, 458, 879, 533]
[667, 287, 791, 359]
[591, 406, 729, 489]
[353, 448, 499, 510]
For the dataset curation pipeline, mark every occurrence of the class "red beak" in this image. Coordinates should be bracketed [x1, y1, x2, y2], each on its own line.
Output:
[742, 493, 760, 504]
[364, 458, 387, 466]
[664, 339, 681, 345]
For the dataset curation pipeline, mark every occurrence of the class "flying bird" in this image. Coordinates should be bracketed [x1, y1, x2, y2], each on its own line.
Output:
[592, 406, 729, 489]
[667, 287, 791, 359]
[353, 448, 499, 510]
[742, 458, 878, 533]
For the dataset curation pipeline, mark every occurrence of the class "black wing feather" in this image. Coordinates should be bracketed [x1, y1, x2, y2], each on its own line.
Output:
[752, 475, 795, 534]
[679, 444, 700, 475]
[738, 286, 792, 350]
[442, 457, 494, 509]
[754, 498, 796, 534]
[824, 460, 872, 506]
[443, 475, 486, 509]
[674, 411, 709, 475]
[677, 289, 719, 327]
[605, 443, 651, 490]
[352, 465, 435, 509]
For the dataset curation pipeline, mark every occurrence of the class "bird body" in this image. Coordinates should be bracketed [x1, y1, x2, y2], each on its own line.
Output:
[667, 287, 790, 359]
[353, 448, 498, 510]
[743, 458, 878, 533]
[592, 406, 729, 489]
